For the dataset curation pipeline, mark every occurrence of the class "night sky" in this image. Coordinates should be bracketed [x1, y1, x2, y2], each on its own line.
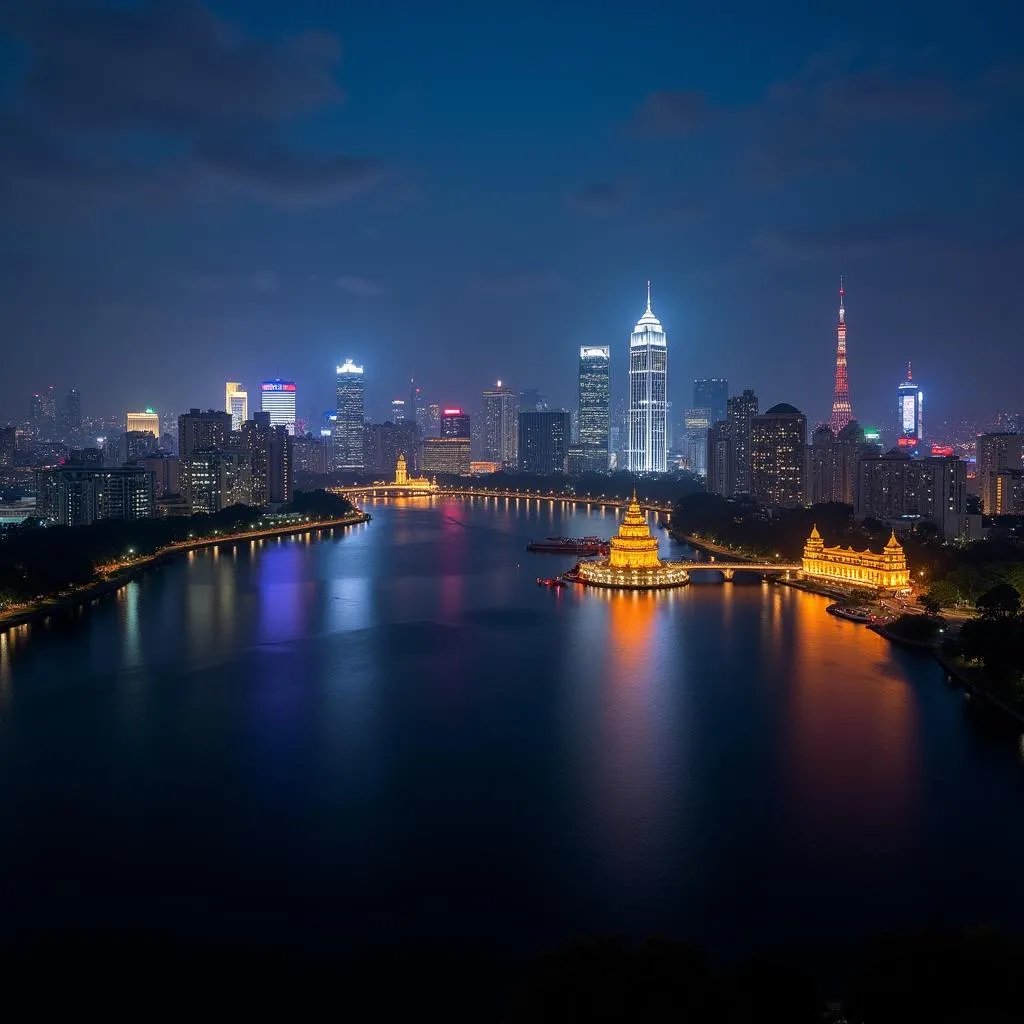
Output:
[1, 0, 1022, 430]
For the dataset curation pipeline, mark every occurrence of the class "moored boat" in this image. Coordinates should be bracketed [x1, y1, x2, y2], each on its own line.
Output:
[528, 537, 610, 555]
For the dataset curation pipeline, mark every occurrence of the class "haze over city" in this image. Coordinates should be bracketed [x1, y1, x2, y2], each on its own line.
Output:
[2, 0, 1022, 424]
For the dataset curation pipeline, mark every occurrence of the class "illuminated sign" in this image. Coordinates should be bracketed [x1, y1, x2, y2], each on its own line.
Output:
[261, 381, 296, 392]
[863, 427, 880, 442]
[337, 359, 364, 375]
[901, 395, 916, 433]
[897, 436, 917, 448]
[442, 408, 463, 415]
[580, 346, 610, 358]
[931, 444, 954, 457]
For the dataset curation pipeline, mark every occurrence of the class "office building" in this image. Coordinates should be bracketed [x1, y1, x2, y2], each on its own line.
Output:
[335, 359, 365, 471]
[482, 381, 518, 467]
[519, 388, 548, 413]
[225, 382, 248, 431]
[518, 410, 571, 475]
[706, 420, 732, 496]
[439, 407, 471, 439]
[856, 452, 966, 540]
[364, 421, 421, 475]
[428, 403, 441, 436]
[578, 346, 611, 472]
[693, 379, 728, 428]
[683, 408, 711, 477]
[727, 389, 758, 495]
[126, 410, 160, 439]
[628, 282, 668, 473]
[390, 399, 407, 423]
[750, 403, 807, 508]
[421, 437, 471, 475]
[977, 432, 1024, 515]
[260, 379, 297, 433]
[37, 466, 155, 526]
[897, 363, 923, 442]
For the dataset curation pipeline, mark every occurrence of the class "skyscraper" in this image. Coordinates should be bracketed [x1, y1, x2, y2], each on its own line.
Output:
[62, 388, 82, 437]
[693, 379, 728, 427]
[225, 382, 248, 431]
[578, 346, 610, 472]
[897, 363, 923, 442]
[482, 381, 518, 467]
[335, 360, 365, 470]
[260, 379, 297, 433]
[683, 408, 711, 477]
[440, 408, 471, 438]
[750, 403, 807, 508]
[727, 389, 758, 494]
[628, 282, 668, 473]
[829, 277, 853, 434]
[390, 399, 407, 423]
[408, 377, 421, 425]
[518, 409, 571, 474]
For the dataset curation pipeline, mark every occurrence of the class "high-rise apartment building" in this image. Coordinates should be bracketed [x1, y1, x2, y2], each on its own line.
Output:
[482, 381, 518, 467]
[241, 414, 271, 507]
[421, 437, 471, 475]
[126, 410, 160, 439]
[628, 283, 668, 473]
[518, 410, 571, 475]
[706, 420, 732, 496]
[260, 379, 296, 433]
[693, 379, 728, 428]
[0, 426, 16, 468]
[269, 425, 293, 504]
[335, 360, 365, 471]
[177, 409, 232, 461]
[808, 421, 879, 506]
[977, 432, 1024, 515]
[726, 389, 758, 495]
[36, 466, 155, 526]
[225, 382, 248, 431]
[578, 346, 610, 472]
[856, 453, 966, 540]
[897, 363, 923, 442]
[750, 403, 807, 508]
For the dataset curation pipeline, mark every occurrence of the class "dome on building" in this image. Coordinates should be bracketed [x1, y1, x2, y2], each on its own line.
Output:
[764, 403, 803, 415]
[633, 281, 663, 331]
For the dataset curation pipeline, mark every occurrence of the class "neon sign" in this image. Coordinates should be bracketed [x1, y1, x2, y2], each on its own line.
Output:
[261, 382, 296, 392]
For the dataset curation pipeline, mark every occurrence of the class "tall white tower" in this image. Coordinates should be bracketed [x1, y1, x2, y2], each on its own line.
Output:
[628, 282, 668, 472]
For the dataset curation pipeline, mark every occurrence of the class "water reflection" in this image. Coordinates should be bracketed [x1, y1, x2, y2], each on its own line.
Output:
[785, 594, 920, 845]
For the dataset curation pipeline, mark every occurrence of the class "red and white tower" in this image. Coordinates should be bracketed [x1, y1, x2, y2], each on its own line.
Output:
[829, 275, 853, 434]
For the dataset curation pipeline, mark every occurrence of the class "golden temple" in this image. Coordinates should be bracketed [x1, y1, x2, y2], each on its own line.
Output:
[574, 491, 691, 589]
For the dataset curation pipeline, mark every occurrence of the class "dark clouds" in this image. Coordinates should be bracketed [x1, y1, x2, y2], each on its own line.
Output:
[0, 0, 384, 207]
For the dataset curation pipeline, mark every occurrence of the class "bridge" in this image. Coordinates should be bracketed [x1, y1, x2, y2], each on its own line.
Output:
[330, 482, 439, 498]
[673, 560, 802, 581]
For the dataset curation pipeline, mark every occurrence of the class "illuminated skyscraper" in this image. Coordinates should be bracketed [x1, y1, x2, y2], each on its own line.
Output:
[897, 363, 923, 442]
[829, 277, 853, 434]
[390, 399, 407, 423]
[628, 282, 668, 473]
[260, 379, 296, 433]
[727, 388, 758, 494]
[977, 432, 1024, 515]
[482, 381, 518, 467]
[225, 382, 248, 431]
[335, 359, 365, 470]
[578, 346, 610, 472]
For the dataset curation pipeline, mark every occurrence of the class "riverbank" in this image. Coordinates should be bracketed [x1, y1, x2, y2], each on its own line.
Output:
[0, 510, 370, 633]
[934, 651, 1024, 728]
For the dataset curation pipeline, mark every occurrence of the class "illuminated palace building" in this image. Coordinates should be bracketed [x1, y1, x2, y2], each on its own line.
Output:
[575, 492, 690, 589]
[392, 453, 437, 493]
[801, 526, 911, 593]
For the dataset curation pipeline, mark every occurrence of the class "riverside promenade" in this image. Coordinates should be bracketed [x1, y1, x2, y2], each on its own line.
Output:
[0, 510, 370, 632]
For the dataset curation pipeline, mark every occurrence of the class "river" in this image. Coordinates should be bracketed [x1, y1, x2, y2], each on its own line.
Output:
[2, 496, 1023, 975]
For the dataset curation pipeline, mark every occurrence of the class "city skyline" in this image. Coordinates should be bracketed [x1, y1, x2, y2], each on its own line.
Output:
[1, 2, 1022, 426]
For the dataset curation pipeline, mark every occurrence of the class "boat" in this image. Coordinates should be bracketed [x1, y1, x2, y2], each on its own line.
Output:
[826, 603, 876, 623]
[536, 576, 567, 588]
[527, 536, 611, 555]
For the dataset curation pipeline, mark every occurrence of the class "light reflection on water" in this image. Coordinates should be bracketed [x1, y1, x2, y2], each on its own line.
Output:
[0, 499, 1022, 962]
